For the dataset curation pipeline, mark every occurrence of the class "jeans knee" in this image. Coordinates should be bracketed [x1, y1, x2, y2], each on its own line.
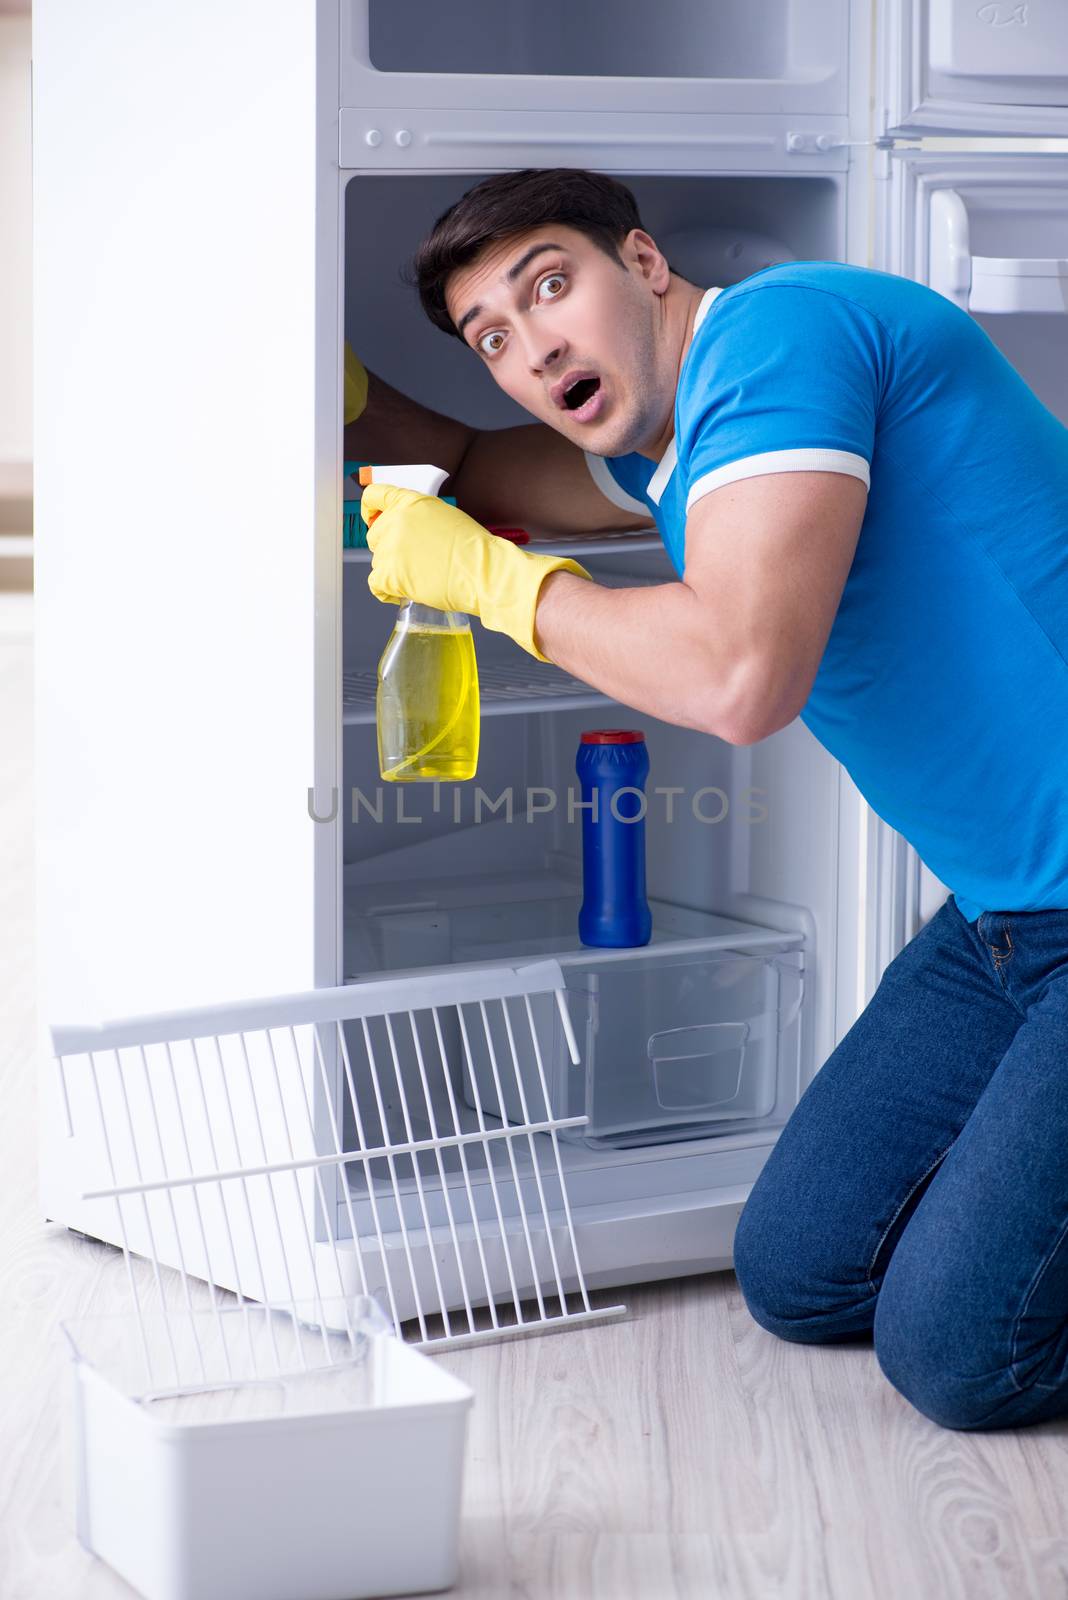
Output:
[733, 1203, 874, 1346]
[732, 1196, 795, 1335]
[873, 1280, 1009, 1431]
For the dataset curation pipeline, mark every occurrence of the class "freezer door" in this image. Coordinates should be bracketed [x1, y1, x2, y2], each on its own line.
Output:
[879, 0, 1068, 137]
[47, 962, 625, 1352]
[340, 0, 849, 118]
[881, 152, 1068, 422]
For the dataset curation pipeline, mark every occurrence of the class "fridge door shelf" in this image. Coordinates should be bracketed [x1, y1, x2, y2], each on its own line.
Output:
[930, 188, 1068, 315]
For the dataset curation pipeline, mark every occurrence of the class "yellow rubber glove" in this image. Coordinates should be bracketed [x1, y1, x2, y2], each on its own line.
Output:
[363, 484, 591, 662]
[343, 343, 369, 424]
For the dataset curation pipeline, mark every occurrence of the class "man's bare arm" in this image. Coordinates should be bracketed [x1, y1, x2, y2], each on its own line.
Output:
[343, 369, 477, 484]
[454, 422, 651, 535]
[533, 472, 868, 745]
[343, 368, 651, 536]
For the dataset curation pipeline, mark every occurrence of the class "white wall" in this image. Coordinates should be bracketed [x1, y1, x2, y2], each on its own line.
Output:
[0, 11, 32, 474]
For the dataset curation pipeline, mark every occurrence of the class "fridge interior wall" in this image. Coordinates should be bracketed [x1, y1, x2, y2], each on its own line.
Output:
[339, 169, 847, 1197]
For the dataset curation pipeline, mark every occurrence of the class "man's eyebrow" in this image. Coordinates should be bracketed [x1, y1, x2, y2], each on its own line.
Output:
[455, 242, 568, 344]
[456, 302, 482, 342]
[505, 241, 565, 283]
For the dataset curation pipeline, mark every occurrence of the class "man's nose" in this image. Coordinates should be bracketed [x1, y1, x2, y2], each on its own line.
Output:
[522, 330, 566, 376]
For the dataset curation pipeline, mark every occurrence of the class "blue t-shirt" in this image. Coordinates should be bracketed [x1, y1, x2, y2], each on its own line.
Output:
[586, 263, 1068, 923]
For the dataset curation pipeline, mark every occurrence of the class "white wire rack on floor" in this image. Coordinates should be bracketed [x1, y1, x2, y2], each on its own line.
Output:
[50, 961, 625, 1382]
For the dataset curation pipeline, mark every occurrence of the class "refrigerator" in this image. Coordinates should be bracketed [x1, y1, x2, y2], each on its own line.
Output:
[33, 0, 1068, 1340]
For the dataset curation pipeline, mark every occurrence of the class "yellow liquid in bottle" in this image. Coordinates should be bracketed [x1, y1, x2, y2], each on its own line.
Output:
[377, 615, 480, 782]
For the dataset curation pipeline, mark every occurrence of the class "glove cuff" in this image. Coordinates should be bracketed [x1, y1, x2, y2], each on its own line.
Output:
[479, 548, 591, 661]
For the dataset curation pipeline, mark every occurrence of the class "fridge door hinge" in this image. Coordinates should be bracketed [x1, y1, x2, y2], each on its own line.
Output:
[786, 132, 896, 155]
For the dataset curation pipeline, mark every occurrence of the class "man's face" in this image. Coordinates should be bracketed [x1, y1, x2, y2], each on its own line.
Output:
[444, 224, 674, 459]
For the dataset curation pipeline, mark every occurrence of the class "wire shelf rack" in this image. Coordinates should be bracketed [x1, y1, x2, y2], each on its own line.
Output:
[51, 962, 625, 1390]
[342, 531, 663, 564]
[343, 661, 612, 723]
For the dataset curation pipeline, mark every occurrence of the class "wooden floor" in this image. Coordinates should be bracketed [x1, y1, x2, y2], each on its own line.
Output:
[3, 591, 1068, 1600]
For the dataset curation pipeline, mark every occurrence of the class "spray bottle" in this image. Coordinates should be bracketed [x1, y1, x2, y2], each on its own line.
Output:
[359, 464, 480, 783]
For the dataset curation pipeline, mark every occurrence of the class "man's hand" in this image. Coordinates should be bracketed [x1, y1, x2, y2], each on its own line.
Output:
[363, 484, 590, 660]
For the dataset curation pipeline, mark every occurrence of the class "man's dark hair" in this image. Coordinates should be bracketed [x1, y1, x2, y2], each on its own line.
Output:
[410, 169, 644, 340]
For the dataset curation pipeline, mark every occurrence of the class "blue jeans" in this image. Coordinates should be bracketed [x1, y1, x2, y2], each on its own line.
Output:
[732, 894, 1068, 1431]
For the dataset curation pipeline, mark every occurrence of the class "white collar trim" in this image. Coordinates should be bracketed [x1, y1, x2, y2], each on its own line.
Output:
[646, 287, 722, 506]
[646, 438, 677, 505]
[692, 284, 723, 331]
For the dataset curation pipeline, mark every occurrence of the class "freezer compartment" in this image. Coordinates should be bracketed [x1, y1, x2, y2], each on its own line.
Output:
[345, 881, 805, 1149]
[368, 0, 793, 79]
[342, 0, 849, 117]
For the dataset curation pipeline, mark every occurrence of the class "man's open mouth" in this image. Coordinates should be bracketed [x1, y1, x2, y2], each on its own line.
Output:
[552, 370, 601, 412]
[563, 376, 600, 411]
[551, 371, 605, 424]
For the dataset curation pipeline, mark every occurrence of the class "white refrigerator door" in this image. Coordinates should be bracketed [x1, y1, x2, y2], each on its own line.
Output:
[874, 146, 1068, 938]
[879, 151, 1068, 419]
[879, 0, 1068, 136]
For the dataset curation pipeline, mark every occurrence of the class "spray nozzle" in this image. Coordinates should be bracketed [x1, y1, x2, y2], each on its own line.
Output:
[357, 464, 449, 498]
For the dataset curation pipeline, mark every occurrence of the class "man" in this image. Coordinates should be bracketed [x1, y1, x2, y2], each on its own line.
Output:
[346, 168, 1068, 1433]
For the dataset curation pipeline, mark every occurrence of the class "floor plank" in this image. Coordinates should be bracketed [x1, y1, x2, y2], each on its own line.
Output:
[3, 593, 1068, 1599]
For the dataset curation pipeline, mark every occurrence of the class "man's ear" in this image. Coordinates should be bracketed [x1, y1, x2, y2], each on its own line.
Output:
[622, 228, 672, 296]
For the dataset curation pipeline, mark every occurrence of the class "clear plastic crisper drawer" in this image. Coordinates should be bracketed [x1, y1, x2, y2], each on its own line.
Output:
[413, 891, 809, 1150]
[572, 949, 797, 1144]
[458, 944, 802, 1150]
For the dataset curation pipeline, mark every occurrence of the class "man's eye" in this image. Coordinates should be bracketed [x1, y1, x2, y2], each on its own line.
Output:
[478, 330, 505, 356]
[537, 274, 565, 301]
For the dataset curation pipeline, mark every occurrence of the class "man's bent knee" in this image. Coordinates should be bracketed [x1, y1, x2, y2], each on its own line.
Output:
[874, 1275, 1042, 1432]
[732, 1204, 876, 1345]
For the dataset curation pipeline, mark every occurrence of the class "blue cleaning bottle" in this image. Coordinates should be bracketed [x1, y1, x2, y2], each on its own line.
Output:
[576, 730, 653, 948]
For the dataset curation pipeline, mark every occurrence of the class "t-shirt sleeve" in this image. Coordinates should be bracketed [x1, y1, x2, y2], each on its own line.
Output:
[680, 284, 886, 514]
[583, 450, 654, 519]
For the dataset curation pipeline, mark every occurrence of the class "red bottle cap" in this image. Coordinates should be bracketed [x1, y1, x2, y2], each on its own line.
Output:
[487, 527, 531, 544]
[580, 729, 646, 744]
